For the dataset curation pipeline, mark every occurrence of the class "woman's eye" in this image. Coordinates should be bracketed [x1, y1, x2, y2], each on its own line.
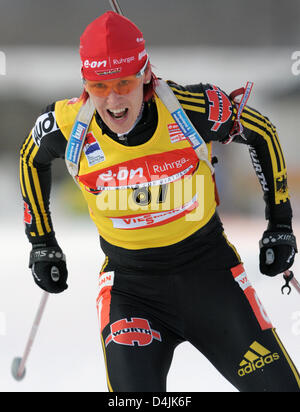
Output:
[119, 80, 129, 86]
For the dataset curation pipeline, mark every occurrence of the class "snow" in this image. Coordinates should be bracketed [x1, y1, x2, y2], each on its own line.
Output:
[1, 208, 299, 392]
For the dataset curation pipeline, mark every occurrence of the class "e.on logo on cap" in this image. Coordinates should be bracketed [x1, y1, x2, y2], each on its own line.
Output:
[83, 59, 107, 69]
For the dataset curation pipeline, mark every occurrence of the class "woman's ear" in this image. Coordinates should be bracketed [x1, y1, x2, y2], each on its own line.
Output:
[82, 80, 89, 93]
[143, 64, 152, 85]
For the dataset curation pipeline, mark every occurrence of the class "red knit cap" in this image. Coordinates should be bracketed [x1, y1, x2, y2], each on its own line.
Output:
[80, 11, 148, 81]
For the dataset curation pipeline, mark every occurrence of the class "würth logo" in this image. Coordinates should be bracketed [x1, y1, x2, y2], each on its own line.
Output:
[105, 317, 162, 347]
[238, 341, 280, 377]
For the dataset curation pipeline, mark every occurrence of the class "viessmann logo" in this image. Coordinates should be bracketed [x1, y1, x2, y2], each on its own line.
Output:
[109, 195, 198, 229]
[238, 341, 280, 377]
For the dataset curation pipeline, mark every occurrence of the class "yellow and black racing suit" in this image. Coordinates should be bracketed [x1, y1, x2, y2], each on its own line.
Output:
[20, 82, 299, 392]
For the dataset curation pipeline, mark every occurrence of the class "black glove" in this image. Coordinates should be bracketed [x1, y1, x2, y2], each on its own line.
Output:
[259, 222, 297, 277]
[29, 244, 68, 294]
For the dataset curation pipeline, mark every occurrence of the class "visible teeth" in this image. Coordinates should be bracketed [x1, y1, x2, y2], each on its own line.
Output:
[109, 108, 126, 114]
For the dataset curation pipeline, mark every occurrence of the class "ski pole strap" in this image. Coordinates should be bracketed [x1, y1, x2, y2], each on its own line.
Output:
[281, 271, 294, 295]
[65, 98, 95, 178]
[155, 80, 214, 174]
[259, 232, 298, 252]
[223, 81, 254, 145]
[29, 246, 66, 268]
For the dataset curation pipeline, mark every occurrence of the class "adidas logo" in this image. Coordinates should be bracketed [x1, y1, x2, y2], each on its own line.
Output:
[238, 341, 280, 377]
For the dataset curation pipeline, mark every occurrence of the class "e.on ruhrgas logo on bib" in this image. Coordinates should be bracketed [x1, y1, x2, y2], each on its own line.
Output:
[78, 147, 199, 192]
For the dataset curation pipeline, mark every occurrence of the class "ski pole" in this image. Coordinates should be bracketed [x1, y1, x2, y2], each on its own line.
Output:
[11, 267, 60, 381]
[11, 292, 49, 381]
[109, 0, 124, 15]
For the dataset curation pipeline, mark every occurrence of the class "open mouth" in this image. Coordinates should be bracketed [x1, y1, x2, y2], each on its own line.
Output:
[107, 108, 128, 119]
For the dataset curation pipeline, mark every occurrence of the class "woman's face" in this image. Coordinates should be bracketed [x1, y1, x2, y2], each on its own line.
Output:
[87, 69, 151, 135]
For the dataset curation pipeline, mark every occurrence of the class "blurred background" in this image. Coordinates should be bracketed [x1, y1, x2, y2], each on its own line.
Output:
[0, 0, 300, 392]
[0, 0, 299, 218]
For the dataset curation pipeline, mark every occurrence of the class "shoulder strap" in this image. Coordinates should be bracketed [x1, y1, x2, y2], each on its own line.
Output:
[155, 79, 214, 174]
[65, 82, 214, 180]
[65, 98, 95, 179]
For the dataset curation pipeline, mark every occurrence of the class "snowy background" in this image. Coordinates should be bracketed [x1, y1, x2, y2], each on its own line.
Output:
[0, 0, 300, 392]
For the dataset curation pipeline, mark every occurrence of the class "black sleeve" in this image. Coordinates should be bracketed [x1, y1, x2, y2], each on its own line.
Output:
[20, 102, 67, 245]
[168, 81, 292, 225]
[236, 105, 292, 224]
[168, 81, 235, 142]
